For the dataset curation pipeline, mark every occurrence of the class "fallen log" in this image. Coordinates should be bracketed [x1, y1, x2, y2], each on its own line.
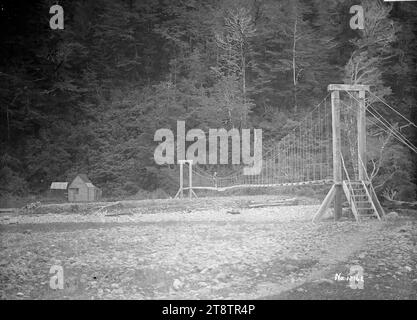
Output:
[93, 201, 123, 214]
[247, 198, 298, 208]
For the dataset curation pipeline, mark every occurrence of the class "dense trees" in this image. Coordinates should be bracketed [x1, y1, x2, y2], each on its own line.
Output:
[0, 0, 416, 200]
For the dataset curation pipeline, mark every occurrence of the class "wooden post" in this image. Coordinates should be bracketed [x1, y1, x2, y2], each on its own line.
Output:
[331, 90, 343, 220]
[312, 184, 336, 222]
[179, 161, 184, 199]
[357, 90, 366, 181]
[188, 160, 193, 200]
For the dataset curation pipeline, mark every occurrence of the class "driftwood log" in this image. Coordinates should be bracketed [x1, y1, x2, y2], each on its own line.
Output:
[105, 211, 133, 217]
[93, 201, 123, 214]
[247, 198, 299, 208]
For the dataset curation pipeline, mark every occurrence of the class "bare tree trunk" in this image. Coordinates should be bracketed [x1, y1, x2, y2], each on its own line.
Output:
[241, 40, 246, 126]
[292, 16, 298, 112]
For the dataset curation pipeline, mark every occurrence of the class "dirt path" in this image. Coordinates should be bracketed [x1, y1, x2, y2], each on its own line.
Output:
[0, 204, 415, 300]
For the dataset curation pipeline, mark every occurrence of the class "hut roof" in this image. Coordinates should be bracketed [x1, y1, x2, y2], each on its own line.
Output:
[77, 174, 91, 183]
[50, 182, 68, 190]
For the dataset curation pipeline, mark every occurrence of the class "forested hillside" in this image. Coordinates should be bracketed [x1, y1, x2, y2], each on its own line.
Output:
[1, 0, 416, 200]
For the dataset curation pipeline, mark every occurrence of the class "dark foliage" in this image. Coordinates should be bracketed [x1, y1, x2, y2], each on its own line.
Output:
[0, 0, 416, 200]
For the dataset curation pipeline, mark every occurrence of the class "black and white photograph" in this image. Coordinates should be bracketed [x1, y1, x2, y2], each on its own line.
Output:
[0, 0, 416, 308]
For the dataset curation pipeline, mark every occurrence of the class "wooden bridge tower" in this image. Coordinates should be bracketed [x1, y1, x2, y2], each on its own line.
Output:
[313, 84, 385, 222]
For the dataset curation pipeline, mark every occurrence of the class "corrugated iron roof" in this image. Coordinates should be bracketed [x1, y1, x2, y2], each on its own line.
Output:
[85, 182, 95, 188]
[50, 182, 68, 190]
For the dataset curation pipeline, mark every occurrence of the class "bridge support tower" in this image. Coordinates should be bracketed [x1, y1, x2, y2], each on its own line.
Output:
[313, 84, 384, 222]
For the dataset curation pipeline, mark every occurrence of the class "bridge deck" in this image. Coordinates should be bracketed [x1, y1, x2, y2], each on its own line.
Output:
[183, 179, 333, 192]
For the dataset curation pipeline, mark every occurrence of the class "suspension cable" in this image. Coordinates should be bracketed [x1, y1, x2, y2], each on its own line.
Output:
[367, 91, 417, 129]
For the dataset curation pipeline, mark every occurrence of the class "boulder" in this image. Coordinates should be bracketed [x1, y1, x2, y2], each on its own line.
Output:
[384, 212, 399, 220]
[173, 279, 183, 290]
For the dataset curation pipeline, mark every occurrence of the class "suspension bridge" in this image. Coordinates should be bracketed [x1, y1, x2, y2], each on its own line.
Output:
[172, 84, 417, 223]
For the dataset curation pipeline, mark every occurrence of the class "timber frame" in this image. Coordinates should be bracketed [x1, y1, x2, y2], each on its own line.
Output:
[174, 160, 198, 199]
[312, 84, 384, 222]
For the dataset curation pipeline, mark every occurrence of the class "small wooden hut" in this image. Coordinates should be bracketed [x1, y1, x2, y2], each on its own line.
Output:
[49, 182, 68, 200]
[68, 174, 101, 202]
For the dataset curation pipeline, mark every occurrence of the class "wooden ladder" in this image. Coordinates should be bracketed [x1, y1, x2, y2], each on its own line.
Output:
[343, 180, 381, 222]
